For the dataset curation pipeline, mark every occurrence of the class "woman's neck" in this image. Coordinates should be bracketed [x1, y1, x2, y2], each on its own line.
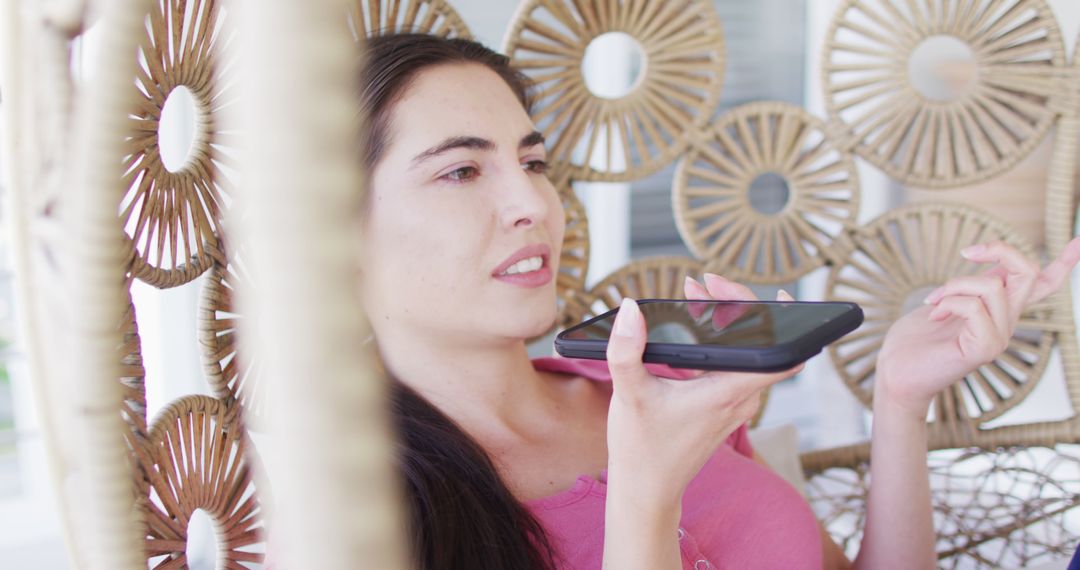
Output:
[374, 325, 560, 438]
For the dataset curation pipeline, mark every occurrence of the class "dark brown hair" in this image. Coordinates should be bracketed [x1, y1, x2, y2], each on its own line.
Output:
[360, 33, 533, 173]
[359, 33, 556, 570]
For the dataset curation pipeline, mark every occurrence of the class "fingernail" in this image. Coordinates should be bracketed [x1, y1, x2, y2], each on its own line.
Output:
[961, 244, 985, 259]
[704, 273, 726, 286]
[684, 275, 699, 289]
[923, 286, 943, 304]
[778, 289, 791, 300]
[614, 298, 639, 337]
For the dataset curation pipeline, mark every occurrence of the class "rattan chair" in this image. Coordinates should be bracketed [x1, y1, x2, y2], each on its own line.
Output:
[800, 2, 1080, 567]
[5, 0, 1080, 568]
[2, 0, 422, 568]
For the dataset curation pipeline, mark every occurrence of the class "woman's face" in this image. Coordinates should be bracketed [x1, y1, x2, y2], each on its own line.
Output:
[362, 62, 564, 345]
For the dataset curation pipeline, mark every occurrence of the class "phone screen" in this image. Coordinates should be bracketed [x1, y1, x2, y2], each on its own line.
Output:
[561, 300, 856, 347]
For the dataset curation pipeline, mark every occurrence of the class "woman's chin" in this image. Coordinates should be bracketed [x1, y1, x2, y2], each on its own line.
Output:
[507, 311, 559, 342]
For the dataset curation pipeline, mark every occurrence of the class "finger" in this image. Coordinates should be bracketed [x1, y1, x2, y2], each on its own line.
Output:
[927, 295, 1008, 361]
[923, 275, 1010, 338]
[684, 276, 710, 319]
[684, 275, 710, 300]
[959, 241, 1039, 311]
[1030, 236, 1080, 303]
[777, 289, 795, 302]
[712, 302, 750, 330]
[704, 273, 757, 301]
[606, 298, 652, 394]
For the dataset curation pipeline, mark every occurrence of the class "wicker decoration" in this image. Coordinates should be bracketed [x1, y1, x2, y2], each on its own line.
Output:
[199, 246, 265, 425]
[348, 0, 471, 39]
[822, 0, 1068, 188]
[119, 298, 148, 440]
[138, 395, 265, 568]
[503, 0, 726, 182]
[807, 445, 1080, 569]
[122, 0, 232, 289]
[563, 256, 705, 326]
[553, 173, 590, 312]
[673, 102, 860, 284]
[229, 0, 411, 565]
[826, 203, 1057, 427]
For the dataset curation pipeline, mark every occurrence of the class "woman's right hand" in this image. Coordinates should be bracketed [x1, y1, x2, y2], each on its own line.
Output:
[604, 274, 801, 505]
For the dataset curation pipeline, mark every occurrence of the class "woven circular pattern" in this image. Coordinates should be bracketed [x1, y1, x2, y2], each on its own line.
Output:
[826, 203, 1055, 425]
[551, 170, 590, 330]
[503, 0, 726, 182]
[562, 257, 704, 326]
[139, 395, 264, 567]
[119, 299, 148, 439]
[823, 0, 1067, 188]
[673, 102, 860, 284]
[348, 0, 471, 40]
[199, 251, 263, 425]
[122, 0, 232, 289]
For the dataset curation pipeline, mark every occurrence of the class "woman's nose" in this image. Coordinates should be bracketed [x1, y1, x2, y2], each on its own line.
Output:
[501, 166, 550, 229]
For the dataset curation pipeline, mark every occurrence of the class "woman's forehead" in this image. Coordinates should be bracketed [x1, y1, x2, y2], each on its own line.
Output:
[384, 63, 536, 158]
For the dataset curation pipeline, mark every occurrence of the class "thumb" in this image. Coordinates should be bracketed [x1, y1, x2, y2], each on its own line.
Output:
[606, 298, 650, 392]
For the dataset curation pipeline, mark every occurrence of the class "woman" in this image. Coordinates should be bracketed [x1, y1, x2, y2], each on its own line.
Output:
[356, 33, 1080, 569]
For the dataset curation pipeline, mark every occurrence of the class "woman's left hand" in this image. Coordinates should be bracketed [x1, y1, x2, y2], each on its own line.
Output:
[875, 237, 1080, 417]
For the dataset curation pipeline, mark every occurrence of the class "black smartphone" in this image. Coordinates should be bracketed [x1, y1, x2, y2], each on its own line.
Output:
[554, 299, 864, 372]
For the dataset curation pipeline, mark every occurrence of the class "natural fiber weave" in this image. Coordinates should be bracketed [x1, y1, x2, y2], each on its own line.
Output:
[822, 0, 1070, 188]
[553, 171, 590, 318]
[503, 0, 726, 182]
[807, 445, 1080, 569]
[349, 0, 471, 40]
[67, 0, 158, 566]
[1046, 37, 1080, 420]
[119, 297, 148, 442]
[136, 395, 265, 568]
[1, 4, 148, 567]
[673, 101, 860, 284]
[228, 0, 410, 566]
[199, 245, 264, 426]
[122, 0, 232, 289]
[562, 256, 705, 327]
[825, 203, 1056, 427]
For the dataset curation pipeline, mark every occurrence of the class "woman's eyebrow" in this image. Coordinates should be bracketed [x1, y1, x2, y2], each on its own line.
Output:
[409, 131, 546, 169]
[410, 136, 494, 168]
[520, 131, 545, 149]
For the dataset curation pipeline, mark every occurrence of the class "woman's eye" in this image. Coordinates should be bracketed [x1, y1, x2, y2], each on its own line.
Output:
[441, 166, 478, 183]
[523, 159, 548, 174]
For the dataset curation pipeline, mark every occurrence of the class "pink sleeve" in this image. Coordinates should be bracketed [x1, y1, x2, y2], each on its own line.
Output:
[532, 356, 703, 381]
[726, 422, 754, 459]
[642, 362, 699, 379]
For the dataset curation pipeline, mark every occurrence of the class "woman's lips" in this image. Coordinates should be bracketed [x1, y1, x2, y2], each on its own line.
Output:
[493, 265, 553, 288]
[492, 244, 553, 288]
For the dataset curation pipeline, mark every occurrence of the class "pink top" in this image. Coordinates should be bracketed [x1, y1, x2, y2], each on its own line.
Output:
[530, 357, 823, 570]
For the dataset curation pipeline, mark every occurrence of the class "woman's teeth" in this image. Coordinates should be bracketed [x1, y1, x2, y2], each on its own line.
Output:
[501, 256, 543, 275]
